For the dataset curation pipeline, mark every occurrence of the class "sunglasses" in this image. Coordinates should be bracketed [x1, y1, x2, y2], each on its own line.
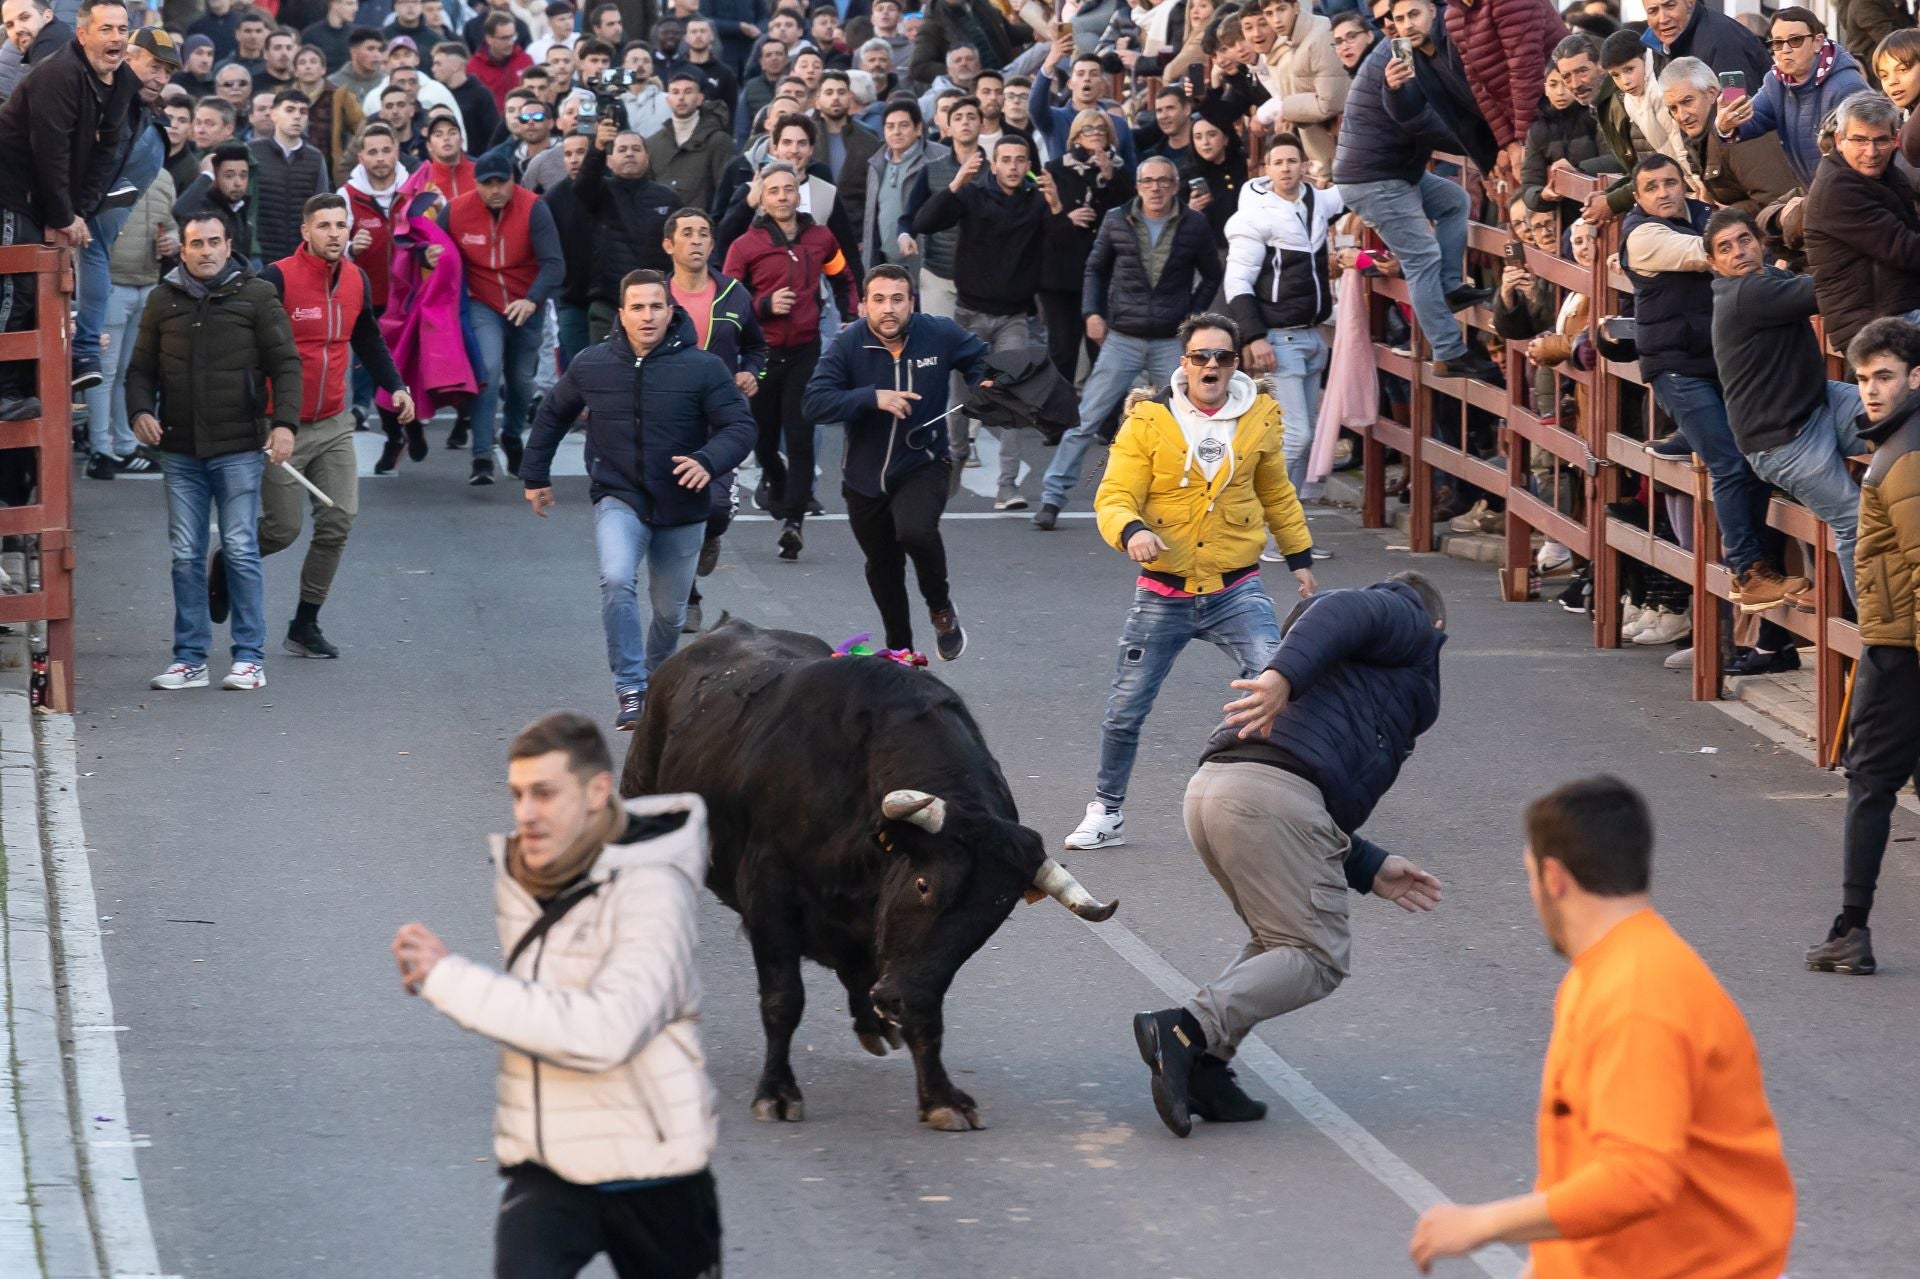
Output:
[1767, 33, 1815, 52]
[518, 110, 549, 123]
[1184, 348, 1238, 367]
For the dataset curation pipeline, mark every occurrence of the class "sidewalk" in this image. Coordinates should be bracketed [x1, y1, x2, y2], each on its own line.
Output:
[0, 688, 167, 1279]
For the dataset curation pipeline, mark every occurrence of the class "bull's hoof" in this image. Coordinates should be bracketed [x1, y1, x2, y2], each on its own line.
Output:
[922, 1104, 984, 1132]
[857, 1031, 892, 1057]
[751, 1086, 806, 1122]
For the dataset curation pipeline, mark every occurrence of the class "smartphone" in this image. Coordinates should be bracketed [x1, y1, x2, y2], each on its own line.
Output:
[1503, 241, 1527, 263]
[1054, 20, 1073, 40]
[1187, 176, 1209, 196]
[1718, 70, 1746, 104]
[1391, 37, 1413, 63]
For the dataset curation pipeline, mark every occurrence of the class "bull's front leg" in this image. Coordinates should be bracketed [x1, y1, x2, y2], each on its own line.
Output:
[746, 919, 807, 1122]
[899, 997, 982, 1132]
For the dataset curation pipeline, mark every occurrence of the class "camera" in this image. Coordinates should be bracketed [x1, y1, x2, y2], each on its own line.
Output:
[582, 67, 638, 132]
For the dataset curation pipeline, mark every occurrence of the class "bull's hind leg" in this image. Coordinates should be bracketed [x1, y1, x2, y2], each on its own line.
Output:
[836, 964, 902, 1057]
[901, 1000, 982, 1132]
[747, 916, 808, 1122]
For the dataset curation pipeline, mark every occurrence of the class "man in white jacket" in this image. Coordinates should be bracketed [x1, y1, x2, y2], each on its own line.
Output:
[392, 711, 722, 1278]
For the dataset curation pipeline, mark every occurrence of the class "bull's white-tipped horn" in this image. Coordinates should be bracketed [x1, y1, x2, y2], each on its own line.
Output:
[881, 789, 947, 832]
[1032, 858, 1119, 922]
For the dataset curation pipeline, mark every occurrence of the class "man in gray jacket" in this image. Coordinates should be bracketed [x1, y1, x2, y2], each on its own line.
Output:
[393, 711, 722, 1278]
[860, 96, 945, 288]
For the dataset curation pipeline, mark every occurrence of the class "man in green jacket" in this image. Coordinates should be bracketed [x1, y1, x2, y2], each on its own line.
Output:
[124, 208, 301, 693]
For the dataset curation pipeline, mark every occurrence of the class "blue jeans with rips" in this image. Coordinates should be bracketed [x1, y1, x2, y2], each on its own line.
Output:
[1745, 380, 1865, 603]
[1041, 331, 1181, 512]
[1095, 576, 1283, 806]
[82, 282, 149, 458]
[162, 449, 266, 666]
[1338, 174, 1469, 362]
[593, 498, 705, 696]
[1651, 372, 1770, 574]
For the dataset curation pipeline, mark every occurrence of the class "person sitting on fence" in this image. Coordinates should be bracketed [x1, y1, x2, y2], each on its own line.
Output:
[1620, 151, 1810, 616]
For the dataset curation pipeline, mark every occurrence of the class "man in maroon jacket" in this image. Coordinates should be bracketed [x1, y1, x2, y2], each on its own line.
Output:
[258, 193, 415, 658]
[1442, 0, 1566, 186]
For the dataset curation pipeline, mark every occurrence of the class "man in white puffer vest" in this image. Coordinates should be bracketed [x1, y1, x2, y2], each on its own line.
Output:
[392, 710, 721, 1279]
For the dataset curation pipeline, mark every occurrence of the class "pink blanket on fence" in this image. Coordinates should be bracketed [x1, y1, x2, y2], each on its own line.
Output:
[1309, 280, 1380, 483]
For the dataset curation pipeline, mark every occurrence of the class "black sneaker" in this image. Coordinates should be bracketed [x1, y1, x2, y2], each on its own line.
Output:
[1033, 503, 1059, 531]
[116, 450, 157, 474]
[1556, 575, 1590, 614]
[1646, 430, 1692, 459]
[615, 688, 645, 731]
[1444, 285, 1493, 312]
[1726, 645, 1801, 677]
[682, 601, 703, 634]
[351, 404, 370, 432]
[930, 607, 966, 661]
[446, 415, 470, 450]
[777, 519, 803, 560]
[85, 452, 117, 480]
[208, 548, 229, 624]
[1431, 350, 1502, 383]
[0, 395, 41, 422]
[404, 419, 428, 462]
[71, 355, 102, 392]
[284, 618, 339, 658]
[1187, 1055, 1267, 1124]
[374, 432, 404, 475]
[806, 496, 825, 517]
[697, 536, 722, 577]
[752, 476, 773, 511]
[1806, 917, 1875, 974]
[500, 434, 525, 478]
[469, 456, 496, 486]
[1132, 1008, 1206, 1138]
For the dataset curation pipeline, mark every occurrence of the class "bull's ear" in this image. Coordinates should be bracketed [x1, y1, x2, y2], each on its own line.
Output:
[996, 820, 1050, 882]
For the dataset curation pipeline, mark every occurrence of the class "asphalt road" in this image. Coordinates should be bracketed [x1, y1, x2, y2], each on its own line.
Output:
[69, 430, 1920, 1278]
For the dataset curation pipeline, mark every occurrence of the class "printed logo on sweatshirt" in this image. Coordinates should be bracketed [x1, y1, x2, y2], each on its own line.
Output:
[914, 356, 940, 369]
[1194, 437, 1228, 466]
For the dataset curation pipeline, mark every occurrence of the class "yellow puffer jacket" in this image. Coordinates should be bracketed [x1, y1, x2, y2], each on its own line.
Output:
[1094, 383, 1313, 594]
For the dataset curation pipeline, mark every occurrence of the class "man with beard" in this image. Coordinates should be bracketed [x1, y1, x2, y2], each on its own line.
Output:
[646, 70, 732, 211]
[670, 16, 737, 130]
[258, 193, 415, 659]
[0, 0, 71, 104]
[813, 66, 878, 229]
[341, 122, 427, 458]
[803, 264, 989, 659]
[172, 142, 256, 262]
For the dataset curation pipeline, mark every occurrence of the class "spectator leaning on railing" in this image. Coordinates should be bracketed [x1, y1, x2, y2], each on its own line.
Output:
[1657, 56, 1798, 223]
[1550, 31, 1640, 223]
[1804, 91, 1920, 356]
[1640, 0, 1771, 89]
[1713, 7, 1869, 191]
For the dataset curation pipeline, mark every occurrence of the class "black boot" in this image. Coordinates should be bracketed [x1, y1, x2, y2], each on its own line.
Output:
[1187, 1055, 1268, 1123]
[777, 519, 803, 561]
[500, 433, 524, 478]
[1132, 1008, 1206, 1138]
[446, 409, 471, 450]
[374, 425, 404, 475]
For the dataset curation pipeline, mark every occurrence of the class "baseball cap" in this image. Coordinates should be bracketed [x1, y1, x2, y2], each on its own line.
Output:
[133, 28, 183, 69]
[474, 151, 515, 182]
[387, 34, 418, 52]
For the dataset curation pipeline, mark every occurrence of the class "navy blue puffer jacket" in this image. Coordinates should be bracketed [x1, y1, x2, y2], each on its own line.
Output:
[522, 308, 757, 526]
[1201, 581, 1445, 887]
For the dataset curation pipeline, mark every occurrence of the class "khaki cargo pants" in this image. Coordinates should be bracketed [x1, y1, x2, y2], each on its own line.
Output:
[259, 409, 359, 605]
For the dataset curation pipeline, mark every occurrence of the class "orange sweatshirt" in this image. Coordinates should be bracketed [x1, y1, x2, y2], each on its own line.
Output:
[1531, 909, 1795, 1279]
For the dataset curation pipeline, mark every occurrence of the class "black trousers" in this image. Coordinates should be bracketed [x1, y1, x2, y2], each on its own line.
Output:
[1037, 288, 1097, 383]
[1842, 644, 1920, 918]
[494, 1163, 722, 1279]
[752, 340, 820, 523]
[844, 460, 951, 652]
[0, 208, 42, 399]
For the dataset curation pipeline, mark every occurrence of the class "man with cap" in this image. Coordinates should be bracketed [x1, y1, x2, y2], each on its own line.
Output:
[447, 147, 565, 484]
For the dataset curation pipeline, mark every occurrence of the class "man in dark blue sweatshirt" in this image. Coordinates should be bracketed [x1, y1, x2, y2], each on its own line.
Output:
[1133, 573, 1448, 1138]
[802, 263, 990, 661]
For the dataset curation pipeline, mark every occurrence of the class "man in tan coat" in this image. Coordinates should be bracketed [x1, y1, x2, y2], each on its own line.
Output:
[1255, 0, 1349, 178]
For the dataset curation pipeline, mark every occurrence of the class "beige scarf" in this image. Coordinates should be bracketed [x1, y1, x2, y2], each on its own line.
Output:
[507, 800, 627, 899]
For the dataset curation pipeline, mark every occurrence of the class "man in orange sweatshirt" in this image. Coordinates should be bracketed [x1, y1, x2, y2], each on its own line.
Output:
[1409, 776, 1795, 1278]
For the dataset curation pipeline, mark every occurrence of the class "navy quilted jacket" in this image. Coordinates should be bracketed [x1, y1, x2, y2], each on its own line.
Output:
[1201, 581, 1445, 888]
[521, 308, 756, 526]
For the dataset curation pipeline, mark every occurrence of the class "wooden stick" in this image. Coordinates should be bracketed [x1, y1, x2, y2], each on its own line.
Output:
[1826, 659, 1858, 771]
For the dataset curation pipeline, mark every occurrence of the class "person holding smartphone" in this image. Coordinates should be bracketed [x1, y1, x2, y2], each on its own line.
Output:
[1714, 6, 1869, 189]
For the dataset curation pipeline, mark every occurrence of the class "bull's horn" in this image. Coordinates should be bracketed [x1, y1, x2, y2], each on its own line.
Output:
[882, 789, 947, 833]
[1033, 858, 1118, 922]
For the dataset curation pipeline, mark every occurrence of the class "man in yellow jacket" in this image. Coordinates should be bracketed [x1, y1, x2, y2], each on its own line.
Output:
[1063, 312, 1317, 851]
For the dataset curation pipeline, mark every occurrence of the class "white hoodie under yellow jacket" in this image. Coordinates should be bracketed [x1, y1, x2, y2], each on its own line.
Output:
[421, 793, 717, 1185]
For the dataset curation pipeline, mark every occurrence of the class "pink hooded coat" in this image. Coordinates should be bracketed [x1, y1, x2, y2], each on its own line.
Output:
[378, 167, 479, 417]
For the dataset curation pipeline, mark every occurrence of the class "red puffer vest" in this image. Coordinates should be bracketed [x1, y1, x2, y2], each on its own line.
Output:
[274, 243, 367, 423]
[343, 182, 397, 308]
[448, 186, 537, 316]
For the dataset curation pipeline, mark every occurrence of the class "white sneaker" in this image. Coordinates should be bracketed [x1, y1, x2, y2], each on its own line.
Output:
[1632, 608, 1692, 646]
[1063, 801, 1126, 850]
[1663, 646, 1694, 670]
[220, 661, 266, 690]
[1619, 597, 1647, 637]
[150, 662, 209, 690]
[1536, 541, 1572, 574]
[1260, 545, 1287, 563]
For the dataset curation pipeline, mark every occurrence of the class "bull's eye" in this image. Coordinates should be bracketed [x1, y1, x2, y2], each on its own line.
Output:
[915, 877, 931, 897]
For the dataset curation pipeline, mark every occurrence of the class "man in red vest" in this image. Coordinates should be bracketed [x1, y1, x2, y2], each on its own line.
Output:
[339, 122, 429, 472]
[259, 193, 415, 658]
[448, 148, 565, 483]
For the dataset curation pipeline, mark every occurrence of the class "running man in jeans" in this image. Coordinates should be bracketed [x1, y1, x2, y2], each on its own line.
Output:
[521, 269, 756, 730]
[125, 209, 302, 692]
[258, 194, 416, 659]
[1068, 313, 1317, 851]
[802, 264, 991, 660]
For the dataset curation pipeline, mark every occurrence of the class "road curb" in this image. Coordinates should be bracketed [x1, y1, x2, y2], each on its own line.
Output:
[0, 694, 169, 1279]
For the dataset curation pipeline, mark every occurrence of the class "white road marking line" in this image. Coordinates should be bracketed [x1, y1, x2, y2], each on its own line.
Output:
[38, 715, 169, 1279]
[1085, 916, 1525, 1279]
[727, 511, 1097, 523]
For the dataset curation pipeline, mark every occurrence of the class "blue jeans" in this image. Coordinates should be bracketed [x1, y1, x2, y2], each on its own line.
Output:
[1042, 332, 1181, 511]
[1338, 173, 1469, 362]
[1096, 577, 1283, 806]
[1651, 373, 1769, 574]
[74, 229, 112, 364]
[556, 303, 591, 370]
[82, 282, 149, 457]
[1746, 380, 1865, 603]
[1267, 327, 1328, 492]
[470, 304, 542, 458]
[162, 450, 266, 666]
[593, 498, 705, 695]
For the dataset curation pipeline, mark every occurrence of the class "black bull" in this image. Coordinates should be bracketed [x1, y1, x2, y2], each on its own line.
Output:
[620, 618, 1118, 1131]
